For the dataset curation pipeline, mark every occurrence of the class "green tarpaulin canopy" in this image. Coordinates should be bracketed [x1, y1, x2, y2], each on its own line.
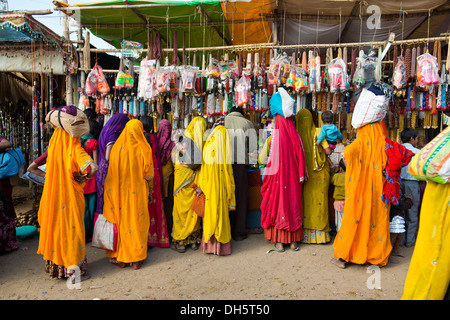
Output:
[55, 0, 245, 63]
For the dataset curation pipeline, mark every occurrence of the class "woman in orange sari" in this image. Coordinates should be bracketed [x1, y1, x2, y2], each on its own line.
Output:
[102, 119, 154, 269]
[331, 122, 391, 268]
[37, 125, 98, 280]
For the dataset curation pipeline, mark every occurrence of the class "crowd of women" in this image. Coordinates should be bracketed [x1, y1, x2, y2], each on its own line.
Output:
[0, 86, 448, 300]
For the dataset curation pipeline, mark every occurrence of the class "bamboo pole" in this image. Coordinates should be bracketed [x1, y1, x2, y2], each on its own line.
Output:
[53, 1, 252, 12]
[76, 35, 449, 54]
[77, 19, 86, 89]
[61, 0, 73, 105]
[79, 18, 273, 29]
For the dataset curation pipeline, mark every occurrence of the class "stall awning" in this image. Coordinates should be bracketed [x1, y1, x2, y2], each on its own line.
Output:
[0, 13, 63, 47]
[54, 0, 274, 61]
[0, 13, 73, 74]
[54, 0, 449, 62]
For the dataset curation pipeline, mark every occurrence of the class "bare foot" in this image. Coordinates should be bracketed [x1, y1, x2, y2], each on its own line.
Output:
[330, 257, 346, 269]
[389, 256, 402, 264]
[391, 251, 404, 257]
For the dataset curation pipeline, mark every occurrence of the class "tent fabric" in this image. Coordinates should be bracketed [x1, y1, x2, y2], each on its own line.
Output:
[56, 0, 450, 58]
[0, 50, 65, 75]
[56, 0, 233, 57]
[0, 13, 71, 75]
[221, 0, 274, 46]
[0, 13, 63, 48]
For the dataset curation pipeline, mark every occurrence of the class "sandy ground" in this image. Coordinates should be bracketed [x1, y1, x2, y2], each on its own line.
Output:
[0, 182, 413, 301]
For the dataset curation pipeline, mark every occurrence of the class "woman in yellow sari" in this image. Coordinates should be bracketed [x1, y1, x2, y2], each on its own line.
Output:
[102, 119, 154, 269]
[171, 116, 206, 252]
[402, 180, 450, 299]
[331, 122, 391, 268]
[296, 109, 331, 244]
[198, 124, 236, 255]
[37, 127, 98, 280]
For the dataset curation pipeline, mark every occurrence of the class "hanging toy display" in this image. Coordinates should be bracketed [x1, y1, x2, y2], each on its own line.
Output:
[286, 65, 308, 92]
[328, 57, 348, 93]
[393, 56, 407, 90]
[268, 53, 290, 86]
[416, 52, 440, 88]
[235, 75, 251, 108]
[137, 58, 158, 100]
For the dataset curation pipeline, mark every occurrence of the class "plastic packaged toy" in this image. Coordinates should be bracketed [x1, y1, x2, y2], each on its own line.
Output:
[328, 57, 348, 92]
[416, 53, 440, 87]
[235, 76, 251, 107]
[392, 56, 406, 89]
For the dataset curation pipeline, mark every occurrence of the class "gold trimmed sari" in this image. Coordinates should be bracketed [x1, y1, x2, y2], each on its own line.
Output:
[172, 117, 206, 244]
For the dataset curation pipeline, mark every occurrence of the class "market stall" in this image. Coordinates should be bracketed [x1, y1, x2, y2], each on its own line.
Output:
[0, 12, 78, 217]
[52, 0, 449, 145]
[50, 1, 449, 232]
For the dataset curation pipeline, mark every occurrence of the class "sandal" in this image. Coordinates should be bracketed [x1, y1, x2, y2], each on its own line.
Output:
[290, 242, 300, 251]
[273, 243, 285, 253]
[171, 243, 186, 253]
[113, 261, 127, 268]
[132, 261, 144, 270]
[191, 243, 199, 251]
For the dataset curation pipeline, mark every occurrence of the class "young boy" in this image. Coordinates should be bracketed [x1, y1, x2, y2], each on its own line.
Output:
[389, 183, 413, 262]
[316, 110, 343, 151]
[331, 158, 346, 233]
[399, 128, 421, 247]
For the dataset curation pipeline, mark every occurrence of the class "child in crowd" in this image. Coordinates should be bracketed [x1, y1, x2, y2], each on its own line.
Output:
[389, 183, 413, 261]
[81, 119, 100, 242]
[399, 128, 421, 248]
[316, 110, 343, 151]
[331, 158, 346, 233]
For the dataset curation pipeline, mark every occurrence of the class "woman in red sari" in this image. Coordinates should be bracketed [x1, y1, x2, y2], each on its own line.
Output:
[260, 88, 308, 252]
[140, 116, 170, 248]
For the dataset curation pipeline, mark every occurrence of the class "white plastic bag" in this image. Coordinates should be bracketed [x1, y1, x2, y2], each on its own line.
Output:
[91, 213, 117, 251]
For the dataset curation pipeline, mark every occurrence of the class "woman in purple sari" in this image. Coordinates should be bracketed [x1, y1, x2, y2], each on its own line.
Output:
[95, 113, 129, 215]
[157, 119, 175, 241]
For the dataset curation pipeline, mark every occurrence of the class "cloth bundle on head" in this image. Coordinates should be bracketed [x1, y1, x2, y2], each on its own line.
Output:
[45, 106, 90, 138]
[382, 138, 415, 206]
[270, 87, 296, 118]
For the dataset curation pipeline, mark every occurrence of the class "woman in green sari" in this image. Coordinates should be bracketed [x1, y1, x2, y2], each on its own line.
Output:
[296, 109, 332, 244]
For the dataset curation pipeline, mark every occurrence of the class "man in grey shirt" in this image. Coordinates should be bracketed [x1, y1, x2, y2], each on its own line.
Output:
[400, 128, 421, 247]
[224, 106, 256, 241]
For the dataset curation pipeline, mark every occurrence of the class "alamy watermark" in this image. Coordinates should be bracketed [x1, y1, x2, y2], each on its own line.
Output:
[366, 265, 382, 290]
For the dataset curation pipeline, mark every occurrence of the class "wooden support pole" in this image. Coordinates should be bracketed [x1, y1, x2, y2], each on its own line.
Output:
[61, 0, 73, 105]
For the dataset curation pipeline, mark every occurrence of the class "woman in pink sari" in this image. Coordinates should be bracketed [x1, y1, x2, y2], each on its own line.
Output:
[140, 116, 170, 248]
[260, 88, 308, 252]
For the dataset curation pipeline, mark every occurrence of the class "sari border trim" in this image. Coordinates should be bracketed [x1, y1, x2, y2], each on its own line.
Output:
[174, 172, 195, 196]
